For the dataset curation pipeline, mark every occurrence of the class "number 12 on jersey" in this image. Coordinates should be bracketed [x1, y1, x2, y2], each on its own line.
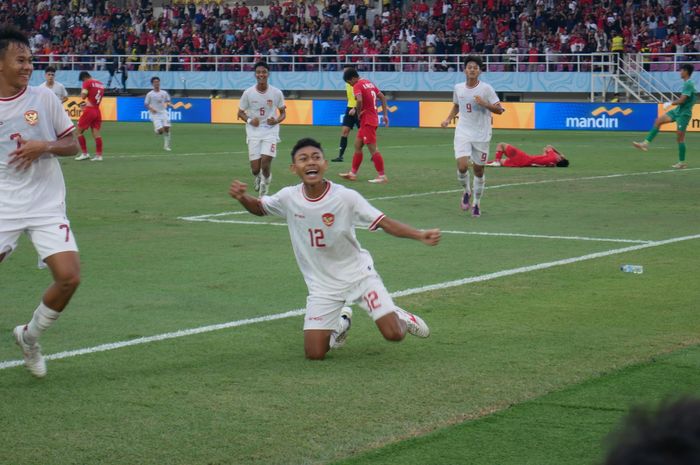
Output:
[308, 228, 326, 248]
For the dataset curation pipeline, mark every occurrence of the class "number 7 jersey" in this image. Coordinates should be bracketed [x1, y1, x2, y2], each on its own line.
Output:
[261, 181, 385, 295]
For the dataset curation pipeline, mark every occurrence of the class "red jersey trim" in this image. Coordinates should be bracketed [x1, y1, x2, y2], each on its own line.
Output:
[57, 125, 76, 139]
[302, 180, 331, 203]
[368, 213, 386, 231]
[0, 86, 27, 102]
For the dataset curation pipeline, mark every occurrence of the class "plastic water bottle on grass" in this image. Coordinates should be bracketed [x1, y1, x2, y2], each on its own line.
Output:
[620, 265, 644, 274]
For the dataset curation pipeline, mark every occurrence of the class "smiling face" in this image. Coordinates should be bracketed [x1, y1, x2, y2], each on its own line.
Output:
[255, 65, 269, 87]
[291, 145, 328, 186]
[0, 42, 33, 96]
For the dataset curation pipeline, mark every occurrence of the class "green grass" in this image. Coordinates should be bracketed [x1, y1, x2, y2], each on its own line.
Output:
[1, 123, 699, 465]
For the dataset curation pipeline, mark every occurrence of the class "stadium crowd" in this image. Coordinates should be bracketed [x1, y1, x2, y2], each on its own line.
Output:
[2, 0, 699, 71]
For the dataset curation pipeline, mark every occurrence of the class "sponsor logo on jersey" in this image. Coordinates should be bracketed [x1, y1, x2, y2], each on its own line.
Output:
[24, 110, 39, 126]
[266, 99, 273, 107]
[322, 213, 335, 227]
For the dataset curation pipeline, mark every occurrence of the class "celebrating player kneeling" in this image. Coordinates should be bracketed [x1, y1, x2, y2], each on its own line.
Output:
[229, 138, 440, 360]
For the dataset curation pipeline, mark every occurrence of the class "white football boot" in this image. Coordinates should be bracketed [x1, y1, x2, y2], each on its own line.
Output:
[329, 307, 353, 349]
[395, 308, 430, 338]
[13, 325, 47, 378]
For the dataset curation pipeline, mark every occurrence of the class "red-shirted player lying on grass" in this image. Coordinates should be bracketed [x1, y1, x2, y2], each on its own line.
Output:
[487, 143, 570, 167]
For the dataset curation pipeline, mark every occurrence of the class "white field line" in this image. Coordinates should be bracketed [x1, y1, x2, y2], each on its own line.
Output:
[178, 216, 650, 244]
[368, 167, 700, 201]
[1, 233, 698, 371]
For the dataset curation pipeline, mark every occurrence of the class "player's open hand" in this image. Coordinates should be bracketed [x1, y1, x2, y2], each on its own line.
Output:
[266, 117, 277, 125]
[440, 119, 450, 128]
[383, 115, 390, 127]
[8, 138, 47, 171]
[420, 228, 441, 246]
[229, 180, 248, 200]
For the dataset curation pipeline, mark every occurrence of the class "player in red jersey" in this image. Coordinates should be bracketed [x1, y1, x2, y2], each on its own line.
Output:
[338, 68, 390, 184]
[75, 71, 105, 161]
[487, 143, 570, 167]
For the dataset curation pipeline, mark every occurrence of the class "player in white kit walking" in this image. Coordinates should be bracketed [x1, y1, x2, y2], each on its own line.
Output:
[441, 55, 504, 217]
[0, 27, 81, 378]
[144, 76, 172, 151]
[229, 138, 440, 360]
[39, 66, 68, 103]
[237, 61, 286, 197]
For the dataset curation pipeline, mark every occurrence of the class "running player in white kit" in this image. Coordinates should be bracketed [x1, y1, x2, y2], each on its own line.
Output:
[237, 61, 286, 197]
[441, 55, 504, 217]
[144, 76, 172, 151]
[0, 27, 81, 378]
[229, 138, 440, 360]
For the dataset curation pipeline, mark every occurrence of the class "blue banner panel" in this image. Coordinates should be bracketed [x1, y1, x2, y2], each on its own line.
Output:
[535, 103, 657, 131]
[116, 97, 212, 123]
[312, 100, 419, 127]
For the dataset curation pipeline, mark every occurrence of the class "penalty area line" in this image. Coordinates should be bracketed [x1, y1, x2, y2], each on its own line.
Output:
[1, 233, 698, 371]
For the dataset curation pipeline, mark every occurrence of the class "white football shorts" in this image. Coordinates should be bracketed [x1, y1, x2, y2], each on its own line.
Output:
[454, 134, 490, 165]
[304, 275, 396, 331]
[247, 138, 278, 161]
[151, 113, 171, 132]
[0, 216, 79, 262]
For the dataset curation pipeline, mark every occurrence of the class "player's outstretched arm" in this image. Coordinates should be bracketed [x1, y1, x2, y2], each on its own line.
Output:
[229, 180, 265, 216]
[9, 133, 80, 170]
[377, 217, 440, 246]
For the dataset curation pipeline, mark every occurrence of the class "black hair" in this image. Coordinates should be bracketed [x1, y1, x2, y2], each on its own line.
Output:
[254, 61, 269, 71]
[464, 55, 484, 69]
[45, 66, 56, 74]
[0, 26, 29, 57]
[291, 137, 324, 161]
[556, 158, 570, 167]
[604, 397, 700, 465]
[151, 76, 160, 83]
[78, 71, 91, 81]
[680, 63, 694, 76]
[343, 67, 360, 83]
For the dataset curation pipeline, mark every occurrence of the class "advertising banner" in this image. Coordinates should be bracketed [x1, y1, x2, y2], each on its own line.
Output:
[535, 103, 657, 131]
[658, 103, 700, 132]
[116, 97, 211, 123]
[419, 102, 534, 129]
[313, 100, 419, 127]
[212, 99, 313, 125]
[63, 97, 117, 122]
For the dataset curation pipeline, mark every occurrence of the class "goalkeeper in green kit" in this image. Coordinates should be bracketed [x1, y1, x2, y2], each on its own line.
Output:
[633, 63, 697, 169]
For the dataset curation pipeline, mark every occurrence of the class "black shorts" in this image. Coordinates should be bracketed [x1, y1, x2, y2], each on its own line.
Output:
[342, 107, 359, 129]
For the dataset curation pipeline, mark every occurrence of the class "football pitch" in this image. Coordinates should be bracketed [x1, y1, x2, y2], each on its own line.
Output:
[1, 122, 699, 465]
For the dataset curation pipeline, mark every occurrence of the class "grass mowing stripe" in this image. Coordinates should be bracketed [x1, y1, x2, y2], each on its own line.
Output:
[1, 233, 697, 372]
[391, 233, 700, 298]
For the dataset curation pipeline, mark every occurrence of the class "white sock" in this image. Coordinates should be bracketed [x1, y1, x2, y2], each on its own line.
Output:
[457, 170, 471, 192]
[164, 132, 171, 146]
[473, 175, 485, 206]
[263, 175, 271, 187]
[24, 302, 61, 345]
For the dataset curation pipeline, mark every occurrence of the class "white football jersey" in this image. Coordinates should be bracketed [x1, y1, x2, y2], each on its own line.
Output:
[145, 89, 171, 115]
[39, 81, 68, 102]
[0, 86, 75, 219]
[262, 181, 385, 295]
[239, 84, 285, 141]
[453, 80, 500, 142]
